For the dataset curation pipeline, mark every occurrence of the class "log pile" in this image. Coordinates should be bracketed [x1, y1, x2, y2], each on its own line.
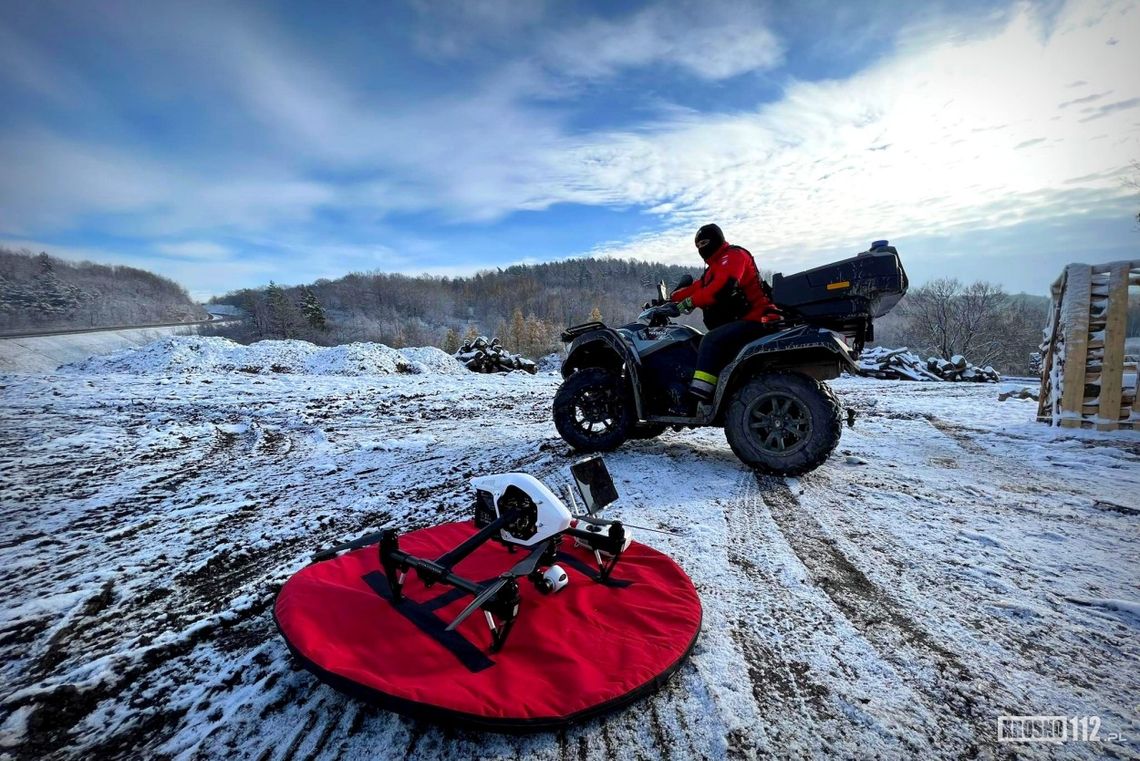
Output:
[856, 346, 1000, 382]
[998, 384, 1040, 401]
[454, 336, 537, 374]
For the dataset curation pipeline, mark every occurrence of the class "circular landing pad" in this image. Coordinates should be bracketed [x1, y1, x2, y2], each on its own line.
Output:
[274, 521, 702, 732]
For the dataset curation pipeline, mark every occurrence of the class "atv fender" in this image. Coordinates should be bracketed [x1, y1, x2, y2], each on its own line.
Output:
[561, 329, 646, 419]
[709, 326, 857, 417]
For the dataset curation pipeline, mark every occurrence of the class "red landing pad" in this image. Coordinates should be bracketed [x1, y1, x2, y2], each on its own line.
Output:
[274, 521, 702, 732]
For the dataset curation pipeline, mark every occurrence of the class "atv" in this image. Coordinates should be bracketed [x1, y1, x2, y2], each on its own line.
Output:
[553, 241, 908, 476]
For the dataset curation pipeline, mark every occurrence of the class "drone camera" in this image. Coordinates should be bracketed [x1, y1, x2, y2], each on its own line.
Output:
[534, 565, 568, 595]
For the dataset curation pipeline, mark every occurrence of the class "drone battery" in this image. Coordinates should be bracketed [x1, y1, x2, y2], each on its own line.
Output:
[473, 489, 496, 529]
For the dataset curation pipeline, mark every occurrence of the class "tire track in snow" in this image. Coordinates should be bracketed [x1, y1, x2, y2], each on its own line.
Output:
[755, 474, 1002, 758]
[721, 471, 858, 758]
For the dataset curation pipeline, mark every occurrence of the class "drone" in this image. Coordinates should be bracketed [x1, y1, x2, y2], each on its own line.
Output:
[313, 457, 635, 653]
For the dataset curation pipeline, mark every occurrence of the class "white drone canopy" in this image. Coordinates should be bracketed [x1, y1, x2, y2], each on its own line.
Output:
[470, 473, 573, 546]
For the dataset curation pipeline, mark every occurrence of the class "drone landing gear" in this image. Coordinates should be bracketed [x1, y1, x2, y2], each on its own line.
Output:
[380, 528, 553, 653]
[379, 529, 408, 602]
[481, 581, 521, 653]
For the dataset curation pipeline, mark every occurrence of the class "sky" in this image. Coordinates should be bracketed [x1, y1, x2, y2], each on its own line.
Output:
[0, 0, 1137, 300]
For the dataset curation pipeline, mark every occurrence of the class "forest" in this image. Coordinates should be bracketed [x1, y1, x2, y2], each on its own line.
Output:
[0, 248, 204, 332]
[206, 257, 699, 360]
[8, 243, 1134, 375]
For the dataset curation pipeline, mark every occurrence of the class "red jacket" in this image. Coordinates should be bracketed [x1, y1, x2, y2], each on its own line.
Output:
[671, 242, 780, 324]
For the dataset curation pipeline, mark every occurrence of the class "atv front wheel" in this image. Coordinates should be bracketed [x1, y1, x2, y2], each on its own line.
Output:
[723, 372, 841, 476]
[553, 368, 633, 452]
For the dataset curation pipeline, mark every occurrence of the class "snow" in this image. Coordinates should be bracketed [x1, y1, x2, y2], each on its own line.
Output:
[1, 350, 1138, 759]
[61, 336, 467, 377]
[0, 324, 207, 373]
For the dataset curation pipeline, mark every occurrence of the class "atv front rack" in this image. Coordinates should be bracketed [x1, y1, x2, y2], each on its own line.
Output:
[561, 321, 606, 342]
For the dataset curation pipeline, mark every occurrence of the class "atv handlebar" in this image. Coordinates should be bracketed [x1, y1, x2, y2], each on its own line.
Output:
[637, 301, 680, 325]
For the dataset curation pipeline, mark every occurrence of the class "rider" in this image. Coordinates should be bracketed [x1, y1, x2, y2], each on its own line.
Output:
[671, 224, 782, 405]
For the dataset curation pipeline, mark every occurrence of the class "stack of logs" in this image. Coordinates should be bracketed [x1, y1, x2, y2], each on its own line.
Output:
[856, 346, 1000, 382]
[454, 336, 538, 374]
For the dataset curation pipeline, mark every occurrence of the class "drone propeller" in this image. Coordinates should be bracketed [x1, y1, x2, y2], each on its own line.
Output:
[445, 539, 551, 632]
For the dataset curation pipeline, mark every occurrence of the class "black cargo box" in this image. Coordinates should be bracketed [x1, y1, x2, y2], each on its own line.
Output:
[771, 243, 908, 334]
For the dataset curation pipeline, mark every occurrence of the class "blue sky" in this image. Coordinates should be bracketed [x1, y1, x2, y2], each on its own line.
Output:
[0, 0, 1137, 300]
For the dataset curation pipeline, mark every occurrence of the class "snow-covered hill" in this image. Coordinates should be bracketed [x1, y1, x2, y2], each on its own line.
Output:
[0, 339, 1137, 759]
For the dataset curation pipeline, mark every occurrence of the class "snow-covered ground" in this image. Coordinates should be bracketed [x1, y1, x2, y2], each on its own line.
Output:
[1, 338, 1137, 759]
[0, 325, 206, 374]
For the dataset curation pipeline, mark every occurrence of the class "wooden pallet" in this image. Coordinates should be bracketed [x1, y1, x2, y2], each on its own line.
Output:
[1037, 261, 1139, 431]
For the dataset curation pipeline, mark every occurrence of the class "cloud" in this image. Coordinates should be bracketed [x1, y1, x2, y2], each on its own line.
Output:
[0, 133, 173, 233]
[0, 0, 1135, 298]
[543, 2, 783, 81]
[555, 0, 1140, 273]
[409, 0, 550, 59]
[155, 241, 232, 261]
[409, 0, 782, 81]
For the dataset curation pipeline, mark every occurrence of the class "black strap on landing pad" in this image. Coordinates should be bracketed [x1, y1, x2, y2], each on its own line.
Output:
[555, 552, 633, 588]
[418, 584, 489, 612]
[362, 571, 496, 673]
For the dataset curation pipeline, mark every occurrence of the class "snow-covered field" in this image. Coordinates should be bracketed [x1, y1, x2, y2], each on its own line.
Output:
[1, 338, 1137, 759]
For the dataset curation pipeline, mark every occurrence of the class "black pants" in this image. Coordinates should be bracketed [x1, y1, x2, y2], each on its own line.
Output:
[690, 320, 774, 398]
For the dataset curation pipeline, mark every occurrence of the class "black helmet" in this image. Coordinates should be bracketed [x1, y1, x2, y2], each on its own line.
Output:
[695, 224, 725, 261]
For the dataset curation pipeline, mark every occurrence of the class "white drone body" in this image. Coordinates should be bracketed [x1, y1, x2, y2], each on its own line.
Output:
[470, 473, 573, 546]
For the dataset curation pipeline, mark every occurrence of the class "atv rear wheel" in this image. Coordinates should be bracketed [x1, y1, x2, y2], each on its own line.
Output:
[723, 372, 841, 476]
[553, 368, 633, 452]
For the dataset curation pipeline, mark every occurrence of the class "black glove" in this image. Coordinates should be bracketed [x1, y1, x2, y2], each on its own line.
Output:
[659, 301, 681, 317]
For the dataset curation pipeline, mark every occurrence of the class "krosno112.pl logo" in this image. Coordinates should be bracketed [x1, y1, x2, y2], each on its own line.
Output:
[998, 716, 1126, 744]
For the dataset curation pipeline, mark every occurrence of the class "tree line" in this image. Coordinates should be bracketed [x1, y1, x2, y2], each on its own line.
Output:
[206, 257, 697, 357]
[208, 257, 1091, 373]
[12, 240, 1124, 375]
[0, 248, 204, 332]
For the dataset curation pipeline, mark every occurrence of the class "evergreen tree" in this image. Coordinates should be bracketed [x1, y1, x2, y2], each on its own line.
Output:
[299, 287, 327, 330]
[589, 306, 603, 323]
[265, 281, 298, 339]
[463, 324, 479, 345]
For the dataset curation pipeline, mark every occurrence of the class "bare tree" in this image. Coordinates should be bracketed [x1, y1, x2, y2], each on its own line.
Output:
[509, 309, 526, 353]
[898, 278, 1008, 366]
